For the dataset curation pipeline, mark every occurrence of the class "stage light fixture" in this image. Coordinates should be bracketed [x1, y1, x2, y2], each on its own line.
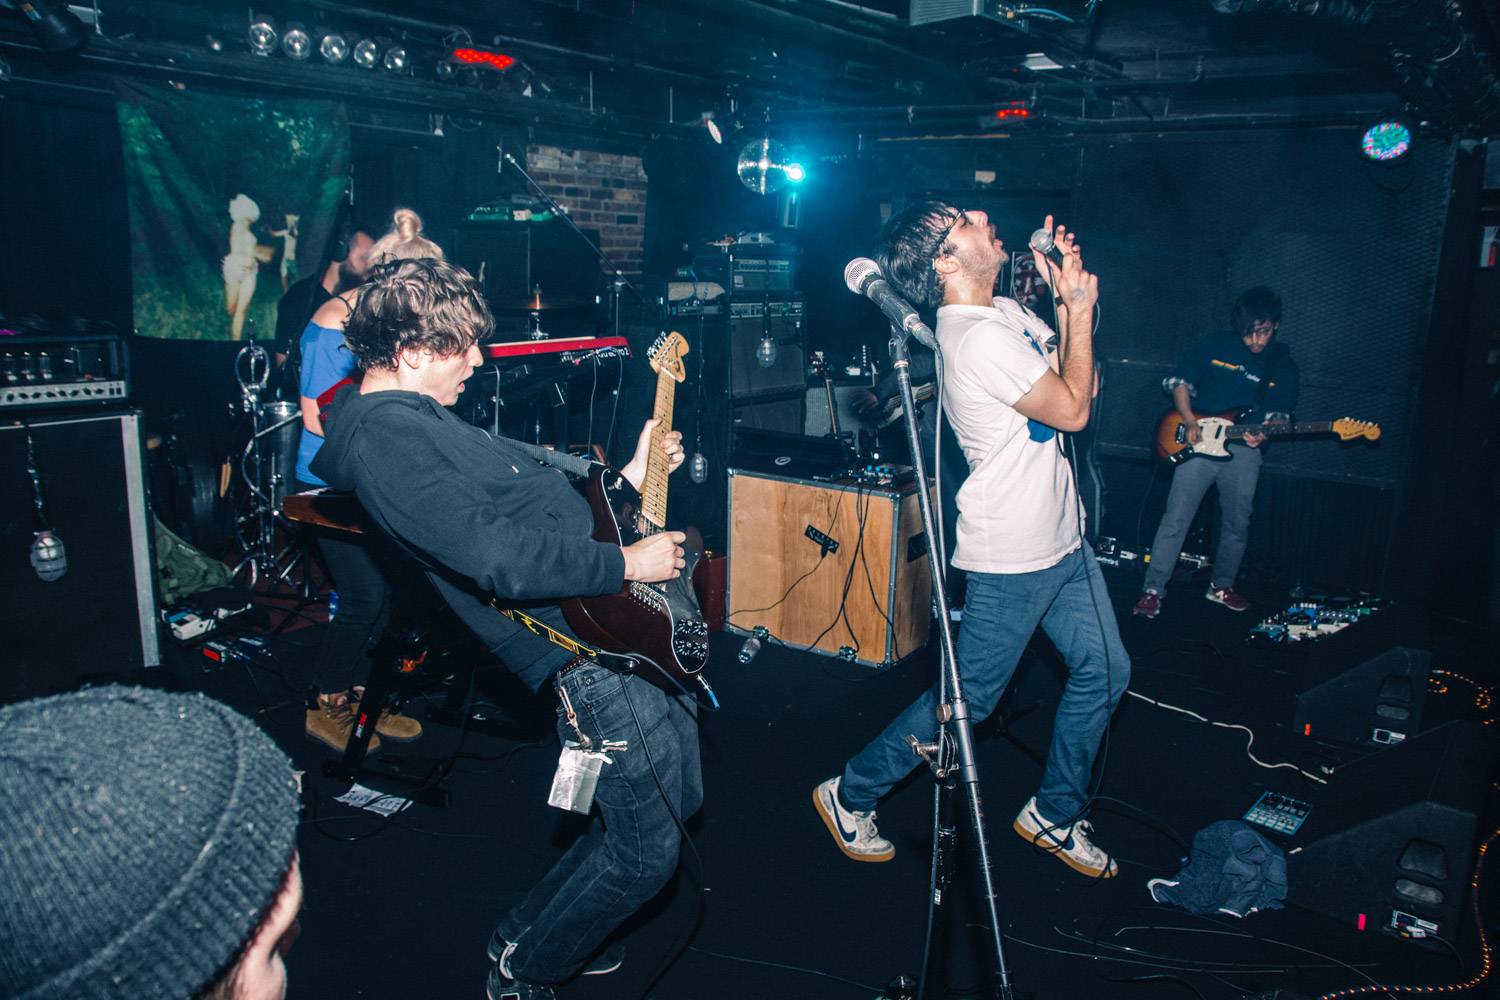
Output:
[352, 37, 380, 69]
[450, 45, 515, 72]
[319, 32, 348, 64]
[756, 334, 779, 368]
[281, 23, 311, 60]
[15, 0, 89, 53]
[700, 113, 724, 144]
[1361, 119, 1411, 161]
[784, 162, 806, 183]
[247, 16, 277, 56]
[435, 59, 456, 80]
[383, 44, 408, 73]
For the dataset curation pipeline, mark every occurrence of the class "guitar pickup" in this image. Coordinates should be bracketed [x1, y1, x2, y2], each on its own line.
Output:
[805, 525, 839, 557]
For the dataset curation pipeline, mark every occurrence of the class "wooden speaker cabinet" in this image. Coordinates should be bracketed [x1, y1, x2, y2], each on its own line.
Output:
[726, 468, 932, 668]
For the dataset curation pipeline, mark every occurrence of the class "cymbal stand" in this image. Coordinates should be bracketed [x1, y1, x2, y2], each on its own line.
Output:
[887, 323, 1016, 1000]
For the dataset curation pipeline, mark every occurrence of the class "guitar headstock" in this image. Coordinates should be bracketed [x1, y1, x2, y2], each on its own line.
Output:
[1332, 418, 1381, 442]
[648, 331, 690, 383]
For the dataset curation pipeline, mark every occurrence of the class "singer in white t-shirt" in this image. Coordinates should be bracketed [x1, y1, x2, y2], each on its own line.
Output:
[812, 202, 1130, 880]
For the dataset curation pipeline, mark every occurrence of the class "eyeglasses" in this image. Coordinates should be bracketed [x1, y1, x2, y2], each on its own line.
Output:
[932, 210, 966, 261]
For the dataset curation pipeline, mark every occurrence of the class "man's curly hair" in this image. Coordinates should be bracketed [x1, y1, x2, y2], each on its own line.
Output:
[343, 258, 493, 371]
[875, 200, 964, 311]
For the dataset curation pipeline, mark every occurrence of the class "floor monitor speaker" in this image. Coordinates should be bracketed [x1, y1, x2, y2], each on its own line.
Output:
[1285, 720, 1494, 949]
[1294, 645, 1431, 747]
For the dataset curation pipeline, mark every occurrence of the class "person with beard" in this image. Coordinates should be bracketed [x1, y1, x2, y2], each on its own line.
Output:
[812, 203, 1130, 880]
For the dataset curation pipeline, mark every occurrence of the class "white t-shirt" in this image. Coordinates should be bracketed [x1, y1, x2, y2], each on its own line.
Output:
[938, 297, 1082, 574]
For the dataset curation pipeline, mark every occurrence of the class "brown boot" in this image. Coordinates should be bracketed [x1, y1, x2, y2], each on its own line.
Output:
[350, 687, 423, 742]
[306, 695, 381, 754]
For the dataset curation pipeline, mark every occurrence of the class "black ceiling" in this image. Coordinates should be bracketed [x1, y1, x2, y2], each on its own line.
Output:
[3, 0, 1498, 139]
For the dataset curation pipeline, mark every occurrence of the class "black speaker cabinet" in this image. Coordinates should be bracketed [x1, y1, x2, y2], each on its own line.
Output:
[1286, 720, 1494, 949]
[1294, 646, 1431, 747]
[728, 297, 806, 399]
[0, 410, 160, 704]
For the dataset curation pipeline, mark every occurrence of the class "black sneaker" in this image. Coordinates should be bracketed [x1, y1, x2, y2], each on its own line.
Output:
[487, 927, 625, 977]
[486, 967, 556, 1000]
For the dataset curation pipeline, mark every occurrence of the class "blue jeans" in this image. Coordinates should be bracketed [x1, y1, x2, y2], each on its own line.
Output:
[500, 664, 701, 984]
[841, 543, 1130, 820]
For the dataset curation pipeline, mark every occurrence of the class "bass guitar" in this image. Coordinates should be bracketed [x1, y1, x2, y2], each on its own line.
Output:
[562, 332, 711, 697]
[1154, 408, 1380, 464]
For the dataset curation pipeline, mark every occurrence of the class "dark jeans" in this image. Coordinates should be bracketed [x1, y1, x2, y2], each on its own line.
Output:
[295, 479, 391, 694]
[841, 542, 1130, 820]
[500, 665, 702, 985]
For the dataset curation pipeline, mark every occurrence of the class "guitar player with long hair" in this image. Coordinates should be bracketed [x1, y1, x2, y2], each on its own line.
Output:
[1133, 286, 1300, 619]
[309, 258, 694, 1000]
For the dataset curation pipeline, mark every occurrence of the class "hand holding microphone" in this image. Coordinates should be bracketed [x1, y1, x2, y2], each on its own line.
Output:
[1028, 215, 1096, 314]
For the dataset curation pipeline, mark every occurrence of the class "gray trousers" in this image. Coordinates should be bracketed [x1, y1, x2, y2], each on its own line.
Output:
[1143, 445, 1263, 593]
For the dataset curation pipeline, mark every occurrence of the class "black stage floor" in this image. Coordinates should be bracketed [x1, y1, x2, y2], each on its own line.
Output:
[156, 561, 1500, 1000]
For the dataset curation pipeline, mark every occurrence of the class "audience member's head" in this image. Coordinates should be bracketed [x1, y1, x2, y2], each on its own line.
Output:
[368, 208, 444, 266]
[337, 229, 376, 287]
[343, 257, 492, 372]
[0, 686, 302, 1000]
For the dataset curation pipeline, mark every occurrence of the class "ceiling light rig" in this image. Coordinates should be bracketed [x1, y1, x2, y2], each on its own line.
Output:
[247, 16, 277, 56]
[318, 32, 348, 64]
[351, 37, 380, 69]
[280, 23, 312, 61]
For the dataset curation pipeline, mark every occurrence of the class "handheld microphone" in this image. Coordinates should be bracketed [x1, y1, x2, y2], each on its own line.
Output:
[843, 258, 939, 351]
[737, 635, 763, 665]
[1028, 227, 1065, 268]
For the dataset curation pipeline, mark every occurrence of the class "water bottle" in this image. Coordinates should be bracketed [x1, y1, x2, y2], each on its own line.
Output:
[737, 635, 762, 664]
[327, 590, 340, 621]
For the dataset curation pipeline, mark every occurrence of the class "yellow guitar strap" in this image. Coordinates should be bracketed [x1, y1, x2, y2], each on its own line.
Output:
[490, 602, 602, 659]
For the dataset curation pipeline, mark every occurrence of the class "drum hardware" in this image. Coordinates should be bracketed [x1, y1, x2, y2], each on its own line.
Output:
[227, 343, 308, 592]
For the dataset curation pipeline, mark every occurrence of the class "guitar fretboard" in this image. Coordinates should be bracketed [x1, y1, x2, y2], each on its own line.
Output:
[1227, 421, 1332, 438]
[639, 365, 675, 531]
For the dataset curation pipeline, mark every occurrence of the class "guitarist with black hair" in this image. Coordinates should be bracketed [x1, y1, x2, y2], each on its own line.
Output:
[1133, 286, 1299, 619]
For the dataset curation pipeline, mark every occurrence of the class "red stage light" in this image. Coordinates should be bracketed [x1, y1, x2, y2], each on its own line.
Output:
[451, 47, 515, 71]
[993, 106, 1032, 120]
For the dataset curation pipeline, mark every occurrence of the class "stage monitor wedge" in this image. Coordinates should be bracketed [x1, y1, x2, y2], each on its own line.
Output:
[1285, 720, 1494, 950]
[1294, 645, 1431, 748]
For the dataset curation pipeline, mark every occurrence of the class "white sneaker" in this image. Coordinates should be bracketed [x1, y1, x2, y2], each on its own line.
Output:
[812, 776, 895, 863]
[1013, 796, 1118, 878]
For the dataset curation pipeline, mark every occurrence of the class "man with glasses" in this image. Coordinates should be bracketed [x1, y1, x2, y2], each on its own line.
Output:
[812, 202, 1130, 880]
[1132, 287, 1299, 619]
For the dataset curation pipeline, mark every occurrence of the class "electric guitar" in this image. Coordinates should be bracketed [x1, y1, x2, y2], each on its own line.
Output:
[865, 381, 937, 430]
[1154, 408, 1380, 464]
[561, 332, 711, 696]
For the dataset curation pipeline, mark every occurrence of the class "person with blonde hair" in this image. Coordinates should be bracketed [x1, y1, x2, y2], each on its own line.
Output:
[293, 207, 444, 753]
[221, 193, 273, 340]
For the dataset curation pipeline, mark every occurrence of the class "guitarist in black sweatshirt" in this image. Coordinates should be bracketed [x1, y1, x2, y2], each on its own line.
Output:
[311, 259, 693, 1000]
[1133, 286, 1299, 619]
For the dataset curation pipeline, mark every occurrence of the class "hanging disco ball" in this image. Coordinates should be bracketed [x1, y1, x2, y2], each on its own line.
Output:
[736, 137, 799, 195]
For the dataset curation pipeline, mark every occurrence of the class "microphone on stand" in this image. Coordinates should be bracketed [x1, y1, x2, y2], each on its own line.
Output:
[843, 258, 939, 351]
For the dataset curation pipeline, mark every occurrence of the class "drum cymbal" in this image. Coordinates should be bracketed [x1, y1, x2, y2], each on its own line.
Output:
[494, 293, 591, 312]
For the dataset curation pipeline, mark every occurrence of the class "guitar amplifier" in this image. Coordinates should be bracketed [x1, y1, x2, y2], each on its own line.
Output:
[0, 334, 130, 412]
[726, 468, 932, 669]
[728, 298, 806, 399]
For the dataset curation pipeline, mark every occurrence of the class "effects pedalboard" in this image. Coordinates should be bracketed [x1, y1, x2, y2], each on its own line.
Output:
[1247, 594, 1383, 645]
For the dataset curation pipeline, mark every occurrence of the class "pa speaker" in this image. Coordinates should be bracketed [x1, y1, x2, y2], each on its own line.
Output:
[1285, 720, 1493, 949]
[0, 410, 159, 704]
[1293, 645, 1431, 747]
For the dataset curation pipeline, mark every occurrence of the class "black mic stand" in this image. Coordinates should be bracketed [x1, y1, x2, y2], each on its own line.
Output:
[886, 323, 1016, 1000]
[501, 151, 640, 342]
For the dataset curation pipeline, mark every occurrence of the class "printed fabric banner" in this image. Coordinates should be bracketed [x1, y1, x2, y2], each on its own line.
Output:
[115, 80, 350, 341]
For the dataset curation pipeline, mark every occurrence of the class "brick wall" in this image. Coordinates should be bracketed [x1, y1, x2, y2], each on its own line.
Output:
[525, 144, 647, 275]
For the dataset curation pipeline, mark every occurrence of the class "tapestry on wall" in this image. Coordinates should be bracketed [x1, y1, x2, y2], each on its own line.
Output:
[115, 80, 349, 341]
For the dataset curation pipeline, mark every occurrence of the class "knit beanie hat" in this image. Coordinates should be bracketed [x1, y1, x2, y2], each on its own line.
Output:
[0, 686, 300, 1000]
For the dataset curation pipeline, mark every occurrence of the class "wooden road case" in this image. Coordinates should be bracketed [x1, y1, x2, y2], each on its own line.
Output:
[725, 467, 932, 669]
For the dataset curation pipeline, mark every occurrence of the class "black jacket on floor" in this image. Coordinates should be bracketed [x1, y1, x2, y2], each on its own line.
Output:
[311, 383, 625, 691]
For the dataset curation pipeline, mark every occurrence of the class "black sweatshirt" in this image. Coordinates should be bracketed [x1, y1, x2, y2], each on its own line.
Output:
[310, 384, 626, 691]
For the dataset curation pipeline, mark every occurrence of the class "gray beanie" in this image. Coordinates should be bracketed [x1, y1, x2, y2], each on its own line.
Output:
[0, 686, 300, 1000]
